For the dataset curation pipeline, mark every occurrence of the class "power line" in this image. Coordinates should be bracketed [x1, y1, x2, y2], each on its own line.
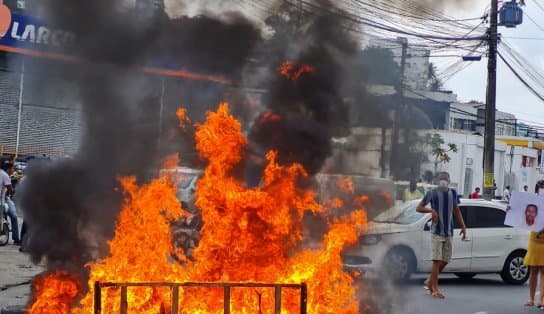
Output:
[523, 11, 544, 34]
[498, 51, 544, 103]
[283, 0, 487, 41]
[502, 36, 544, 40]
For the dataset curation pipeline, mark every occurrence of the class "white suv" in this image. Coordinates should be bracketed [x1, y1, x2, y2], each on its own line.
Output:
[343, 199, 530, 284]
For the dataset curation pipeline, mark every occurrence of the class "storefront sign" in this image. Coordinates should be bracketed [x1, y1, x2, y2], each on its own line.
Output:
[0, 4, 75, 52]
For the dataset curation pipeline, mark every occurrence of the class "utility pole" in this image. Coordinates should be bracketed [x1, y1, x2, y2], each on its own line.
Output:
[15, 58, 24, 158]
[389, 37, 408, 179]
[482, 0, 498, 200]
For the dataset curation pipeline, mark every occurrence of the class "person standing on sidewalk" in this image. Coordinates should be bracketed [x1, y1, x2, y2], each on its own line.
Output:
[1, 162, 20, 245]
[417, 172, 467, 299]
[403, 179, 424, 202]
[470, 187, 481, 199]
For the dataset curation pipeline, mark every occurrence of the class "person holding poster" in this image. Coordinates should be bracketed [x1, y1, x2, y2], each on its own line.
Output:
[507, 183, 544, 308]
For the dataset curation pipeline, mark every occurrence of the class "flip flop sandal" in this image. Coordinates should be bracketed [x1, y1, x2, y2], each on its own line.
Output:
[525, 300, 535, 306]
[538, 305, 544, 310]
[431, 292, 445, 299]
[423, 281, 430, 290]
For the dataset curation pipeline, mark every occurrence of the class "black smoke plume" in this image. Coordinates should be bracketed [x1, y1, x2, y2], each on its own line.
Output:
[250, 5, 357, 176]
[18, 0, 261, 269]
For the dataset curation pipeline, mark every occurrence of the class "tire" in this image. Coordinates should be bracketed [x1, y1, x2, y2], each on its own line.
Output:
[501, 251, 529, 285]
[382, 247, 416, 282]
[454, 273, 476, 279]
[0, 222, 9, 246]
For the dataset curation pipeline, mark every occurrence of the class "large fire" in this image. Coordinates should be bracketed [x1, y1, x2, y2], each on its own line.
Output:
[28, 103, 367, 313]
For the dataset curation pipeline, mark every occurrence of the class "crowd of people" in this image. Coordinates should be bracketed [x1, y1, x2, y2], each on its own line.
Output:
[1, 159, 25, 247]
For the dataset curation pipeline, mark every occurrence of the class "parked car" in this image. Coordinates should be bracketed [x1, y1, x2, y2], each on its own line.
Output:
[343, 198, 530, 284]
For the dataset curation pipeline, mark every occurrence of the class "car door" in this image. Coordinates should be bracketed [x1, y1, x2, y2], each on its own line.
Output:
[465, 205, 510, 272]
[447, 206, 473, 271]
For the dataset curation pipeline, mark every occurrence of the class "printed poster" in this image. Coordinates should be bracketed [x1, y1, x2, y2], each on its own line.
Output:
[505, 191, 544, 231]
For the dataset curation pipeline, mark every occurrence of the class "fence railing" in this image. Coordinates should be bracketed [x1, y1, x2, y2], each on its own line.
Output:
[93, 281, 308, 314]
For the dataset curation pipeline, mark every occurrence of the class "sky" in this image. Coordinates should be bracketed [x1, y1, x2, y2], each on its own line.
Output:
[445, 0, 544, 127]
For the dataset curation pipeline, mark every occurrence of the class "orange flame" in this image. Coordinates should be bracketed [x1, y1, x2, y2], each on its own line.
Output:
[279, 60, 315, 81]
[27, 271, 79, 314]
[176, 108, 192, 130]
[29, 103, 367, 313]
[337, 177, 355, 195]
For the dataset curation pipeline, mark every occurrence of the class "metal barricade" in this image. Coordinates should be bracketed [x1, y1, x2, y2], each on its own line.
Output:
[93, 281, 308, 314]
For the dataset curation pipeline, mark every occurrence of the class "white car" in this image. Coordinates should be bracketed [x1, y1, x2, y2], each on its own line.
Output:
[343, 199, 530, 284]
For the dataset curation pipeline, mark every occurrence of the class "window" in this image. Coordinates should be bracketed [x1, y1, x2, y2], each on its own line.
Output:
[465, 120, 473, 131]
[452, 118, 463, 130]
[453, 206, 467, 229]
[373, 201, 424, 225]
[464, 206, 508, 228]
[496, 124, 505, 136]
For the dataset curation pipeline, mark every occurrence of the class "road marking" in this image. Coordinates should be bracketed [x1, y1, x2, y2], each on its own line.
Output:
[474, 312, 488, 314]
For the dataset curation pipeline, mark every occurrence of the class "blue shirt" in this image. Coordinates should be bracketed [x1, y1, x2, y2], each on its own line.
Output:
[421, 188, 458, 237]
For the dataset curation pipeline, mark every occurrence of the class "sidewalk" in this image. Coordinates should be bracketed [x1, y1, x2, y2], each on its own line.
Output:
[0, 244, 43, 311]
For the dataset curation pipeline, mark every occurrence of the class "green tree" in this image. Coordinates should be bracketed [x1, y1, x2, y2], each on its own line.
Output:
[425, 133, 458, 173]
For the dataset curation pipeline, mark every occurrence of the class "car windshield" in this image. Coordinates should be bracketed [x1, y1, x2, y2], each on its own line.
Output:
[373, 202, 424, 225]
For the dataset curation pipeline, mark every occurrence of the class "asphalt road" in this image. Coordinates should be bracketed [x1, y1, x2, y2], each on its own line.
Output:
[360, 273, 544, 314]
[1, 241, 540, 314]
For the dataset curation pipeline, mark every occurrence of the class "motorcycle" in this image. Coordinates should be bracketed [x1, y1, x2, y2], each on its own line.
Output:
[0, 203, 10, 246]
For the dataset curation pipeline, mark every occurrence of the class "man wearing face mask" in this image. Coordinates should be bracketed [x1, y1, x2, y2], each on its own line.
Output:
[417, 172, 466, 299]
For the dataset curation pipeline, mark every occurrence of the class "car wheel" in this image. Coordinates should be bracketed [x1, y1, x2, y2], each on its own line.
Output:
[383, 247, 416, 282]
[0, 222, 9, 246]
[454, 273, 476, 279]
[501, 251, 529, 285]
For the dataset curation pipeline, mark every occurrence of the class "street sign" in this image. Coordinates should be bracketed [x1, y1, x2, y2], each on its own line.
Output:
[484, 172, 494, 188]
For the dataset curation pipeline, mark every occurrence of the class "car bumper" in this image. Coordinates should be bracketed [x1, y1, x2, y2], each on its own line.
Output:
[342, 247, 384, 277]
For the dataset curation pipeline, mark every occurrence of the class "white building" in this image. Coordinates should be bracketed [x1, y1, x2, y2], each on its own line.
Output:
[498, 136, 544, 192]
[423, 130, 507, 197]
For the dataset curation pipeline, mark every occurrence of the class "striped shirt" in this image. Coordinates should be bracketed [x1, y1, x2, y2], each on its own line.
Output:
[421, 188, 458, 237]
